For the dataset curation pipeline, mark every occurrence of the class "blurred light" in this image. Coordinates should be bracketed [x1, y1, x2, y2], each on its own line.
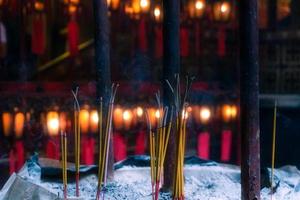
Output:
[221, 2, 229, 13]
[136, 106, 144, 117]
[68, 5, 77, 14]
[113, 107, 123, 129]
[182, 110, 189, 120]
[79, 109, 90, 134]
[155, 109, 160, 119]
[140, 0, 150, 12]
[14, 112, 25, 138]
[123, 110, 132, 121]
[212, 1, 231, 22]
[123, 109, 133, 130]
[2, 112, 13, 137]
[34, 2, 44, 11]
[195, 0, 204, 10]
[200, 107, 211, 123]
[59, 112, 67, 132]
[90, 110, 99, 133]
[187, 106, 193, 112]
[47, 111, 60, 136]
[154, 6, 161, 21]
[222, 105, 237, 122]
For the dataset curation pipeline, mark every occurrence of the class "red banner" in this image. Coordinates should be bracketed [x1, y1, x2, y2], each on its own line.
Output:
[67, 20, 79, 56]
[220, 130, 232, 162]
[31, 14, 46, 55]
[197, 132, 210, 159]
[135, 131, 146, 155]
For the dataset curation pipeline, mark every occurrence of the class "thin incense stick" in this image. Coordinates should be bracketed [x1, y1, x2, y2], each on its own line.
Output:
[72, 88, 80, 197]
[96, 84, 118, 200]
[271, 101, 277, 200]
[61, 131, 68, 199]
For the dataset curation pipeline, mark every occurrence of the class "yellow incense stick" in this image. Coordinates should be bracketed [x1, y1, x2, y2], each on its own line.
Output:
[271, 101, 277, 199]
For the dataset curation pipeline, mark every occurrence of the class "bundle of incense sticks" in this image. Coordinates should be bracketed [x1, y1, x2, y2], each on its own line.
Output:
[271, 101, 277, 200]
[96, 84, 118, 200]
[72, 87, 81, 197]
[146, 93, 173, 200]
[166, 75, 193, 200]
[60, 131, 68, 199]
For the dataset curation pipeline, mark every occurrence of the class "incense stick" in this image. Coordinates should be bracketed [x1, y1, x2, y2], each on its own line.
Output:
[96, 84, 118, 200]
[168, 75, 192, 200]
[146, 98, 173, 200]
[271, 101, 277, 200]
[72, 87, 80, 197]
[61, 131, 68, 199]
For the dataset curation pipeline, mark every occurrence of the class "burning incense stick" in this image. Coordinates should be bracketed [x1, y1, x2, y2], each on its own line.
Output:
[166, 75, 193, 200]
[60, 131, 68, 199]
[146, 93, 173, 200]
[271, 101, 277, 200]
[96, 84, 118, 200]
[72, 87, 81, 197]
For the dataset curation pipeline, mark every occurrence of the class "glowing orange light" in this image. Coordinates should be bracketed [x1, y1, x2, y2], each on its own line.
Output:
[155, 109, 161, 119]
[213, 1, 231, 22]
[195, 0, 204, 10]
[153, 6, 162, 22]
[2, 112, 13, 137]
[34, 1, 44, 11]
[14, 112, 25, 138]
[222, 105, 237, 122]
[68, 5, 77, 14]
[90, 110, 99, 133]
[136, 106, 144, 117]
[123, 109, 133, 130]
[113, 107, 123, 130]
[140, 0, 150, 12]
[200, 107, 211, 123]
[59, 112, 67, 132]
[79, 109, 90, 134]
[182, 110, 189, 120]
[47, 111, 60, 136]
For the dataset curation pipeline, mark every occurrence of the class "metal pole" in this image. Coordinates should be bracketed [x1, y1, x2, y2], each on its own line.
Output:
[239, 0, 260, 199]
[93, 0, 113, 180]
[162, 0, 180, 190]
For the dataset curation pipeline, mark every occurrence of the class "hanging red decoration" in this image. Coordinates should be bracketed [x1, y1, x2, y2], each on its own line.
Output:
[197, 132, 210, 159]
[154, 26, 162, 58]
[9, 149, 16, 175]
[82, 137, 95, 165]
[113, 133, 127, 162]
[217, 26, 226, 57]
[15, 141, 25, 170]
[46, 137, 60, 160]
[67, 19, 79, 56]
[135, 130, 146, 155]
[220, 130, 232, 162]
[31, 15, 46, 54]
[138, 17, 147, 53]
[180, 26, 189, 57]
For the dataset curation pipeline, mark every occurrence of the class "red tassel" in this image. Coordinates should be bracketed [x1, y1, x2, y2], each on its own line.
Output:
[31, 14, 46, 55]
[220, 130, 232, 162]
[46, 138, 60, 160]
[180, 27, 189, 57]
[15, 141, 25, 170]
[82, 137, 95, 165]
[113, 133, 127, 162]
[154, 26, 163, 59]
[217, 27, 226, 57]
[67, 20, 79, 56]
[197, 132, 210, 159]
[195, 23, 201, 56]
[9, 149, 16, 175]
[135, 131, 146, 155]
[138, 18, 147, 52]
